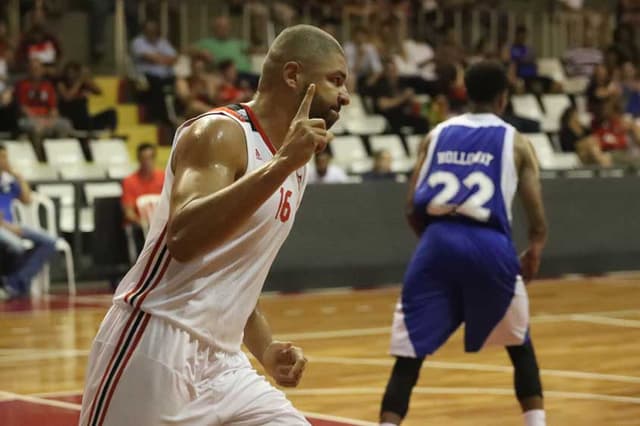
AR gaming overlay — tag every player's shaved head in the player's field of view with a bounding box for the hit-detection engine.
[259,25,344,91]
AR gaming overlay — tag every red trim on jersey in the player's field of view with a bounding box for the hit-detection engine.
[123,224,167,304]
[242,103,277,155]
[134,254,172,308]
[86,309,140,424]
[215,106,245,122]
[95,313,152,426]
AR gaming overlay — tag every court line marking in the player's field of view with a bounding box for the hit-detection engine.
[0,390,82,410]
[569,314,640,328]
[285,387,640,405]
[306,356,640,384]
[3,390,377,425]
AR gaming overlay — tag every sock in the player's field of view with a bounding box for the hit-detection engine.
[523,409,546,426]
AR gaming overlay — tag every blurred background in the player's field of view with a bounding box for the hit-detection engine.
[1,0,639,296]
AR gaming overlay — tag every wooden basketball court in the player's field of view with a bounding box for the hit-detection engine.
[1,275,640,425]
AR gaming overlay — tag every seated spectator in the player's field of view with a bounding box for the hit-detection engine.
[372,59,430,134]
[121,143,165,253]
[559,106,612,167]
[15,15,62,76]
[131,19,177,124]
[15,58,73,160]
[344,26,383,95]
[587,64,621,122]
[618,61,640,117]
[0,143,56,300]
[217,60,253,105]
[191,16,259,90]
[57,61,117,132]
[563,31,603,78]
[510,25,559,94]
[175,56,220,119]
[468,36,497,65]
[363,150,396,181]
[308,152,349,184]
[0,20,14,86]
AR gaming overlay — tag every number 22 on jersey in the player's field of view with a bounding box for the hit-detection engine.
[276,187,292,223]
[426,171,495,222]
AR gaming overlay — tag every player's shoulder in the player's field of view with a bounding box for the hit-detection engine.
[172,112,248,172]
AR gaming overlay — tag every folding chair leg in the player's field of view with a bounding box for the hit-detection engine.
[62,247,76,296]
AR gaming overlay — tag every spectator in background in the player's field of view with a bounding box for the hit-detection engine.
[191,16,259,89]
[0,144,56,300]
[563,30,603,78]
[0,21,15,134]
[373,59,430,134]
[308,151,349,184]
[217,59,253,104]
[175,56,220,119]
[344,26,383,96]
[16,15,61,76]
[586,64,621,122]
[363,150,396,181]
[618,61,640,118]
[510,25,559,94]
[57,61,117,132]
[121,143,164,252]
[559,106,612,167]
[131,20,177,124]
[0,20,15,83]
[15,58,73,160]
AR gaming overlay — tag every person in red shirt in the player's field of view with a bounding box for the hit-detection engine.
[15,58,73,160]
[121,143,165,252]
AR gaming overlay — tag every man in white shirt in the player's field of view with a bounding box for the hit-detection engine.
[308,151,349,184]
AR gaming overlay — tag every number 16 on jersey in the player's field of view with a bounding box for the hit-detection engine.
[276,188,293,223]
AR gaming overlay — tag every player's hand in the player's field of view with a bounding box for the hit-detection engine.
[520,247,541,283]
[275,84,333,172]
[261,341,307,388]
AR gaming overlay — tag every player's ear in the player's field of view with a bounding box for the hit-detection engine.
[282,61,302,90]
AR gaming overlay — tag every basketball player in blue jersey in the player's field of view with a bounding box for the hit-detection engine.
[379,61,548,426]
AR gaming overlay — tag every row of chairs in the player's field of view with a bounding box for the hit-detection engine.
[511,93,589,133]
[5,138,135,181]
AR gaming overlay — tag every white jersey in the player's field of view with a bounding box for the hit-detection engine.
[113,104,308,353]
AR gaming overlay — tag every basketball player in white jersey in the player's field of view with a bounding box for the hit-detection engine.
[79,25,350,426]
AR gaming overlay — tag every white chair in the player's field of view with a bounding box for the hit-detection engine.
[331,135,371,172]
[406,135,423,158]
[344,115,388,135]
[541,94,572,133]
[81,182,124,233]
[369,134,413,172]
[511,95,544,122]
[43,138,85,168]
[537,57,566,84]
[90,139,131,166]
[3,141,38,167]
[526,133,581,170]
[564,76,589,95]
[342,94,367,119]
[35,184,76,233]
[575,95,592,127]
[10,193,76,296]
[136,194,161,236]
[21,164,59,181]
[59,164,106,180]
[107,164,136,179]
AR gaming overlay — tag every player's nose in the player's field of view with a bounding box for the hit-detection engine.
[338,88,350,106]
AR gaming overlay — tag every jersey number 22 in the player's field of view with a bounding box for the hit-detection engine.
[426,171,495,222]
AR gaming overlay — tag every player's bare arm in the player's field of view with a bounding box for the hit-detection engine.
[167,84,328,262]
[405,133,432,236]
[515,131,548,282]
[244,303,307,388]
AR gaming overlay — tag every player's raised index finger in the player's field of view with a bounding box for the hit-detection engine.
[294,84,316,120]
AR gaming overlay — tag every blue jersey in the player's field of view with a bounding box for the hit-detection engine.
[413,113,518,236]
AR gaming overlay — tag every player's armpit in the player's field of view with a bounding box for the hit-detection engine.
[166,115,288,262]
[405,133,431,236]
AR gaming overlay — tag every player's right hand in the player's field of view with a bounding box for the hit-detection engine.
[275,84,333,171]
[520,247,541,283]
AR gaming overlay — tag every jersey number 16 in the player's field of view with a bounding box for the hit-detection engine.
[276,188,293,223]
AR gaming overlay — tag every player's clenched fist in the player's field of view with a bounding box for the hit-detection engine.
[275,84,333,171]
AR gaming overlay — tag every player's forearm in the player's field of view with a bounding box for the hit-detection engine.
[243,305,273,365]
[167,159,291,262]
[528,222,547,250]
